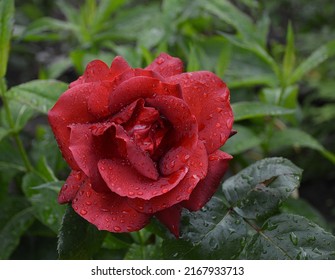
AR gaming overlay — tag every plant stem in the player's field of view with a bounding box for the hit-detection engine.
[0,77,34,173]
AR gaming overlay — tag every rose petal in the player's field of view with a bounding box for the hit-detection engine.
[87,83,112,118]
[72,179,151,232]
[68,122,115,192]
[129,140,208,213]
[182,150,232,211]
[109,56,131,77]
[146,95,198,176]
[145,53,184,78]
[58,170,86,204]
[155,205,182,238]
[109,76,182,115]
[110,99,144,125]
[166,71,233,153]
[69,60,111,88]
[98,159,188,200]
[48,82,106,169]
[69,57,131,88]
[113,123,159,180]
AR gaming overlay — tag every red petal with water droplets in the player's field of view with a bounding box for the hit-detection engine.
[129,140,208,213]
[98,159,188,200]
[145,53,184,78]
[72,179,151,232]
[113,124,159,180]
[182,150,232,211]
[68,122,115,192]
[166,71,233,153]
[87,83,112,118]
[109,76,182,115]
[48,82,109,170]
[146,95,198,176]
[109,56,131,77]
[69,60,111,88]
[155,204,182,238]
[58,170,86,204]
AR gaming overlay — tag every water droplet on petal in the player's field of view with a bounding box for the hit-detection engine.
[80,209,87,215]
[156,57,165,65]
[114,226,121,232]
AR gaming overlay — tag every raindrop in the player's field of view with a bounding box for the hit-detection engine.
[208,238,219,250]
[85,201,92,206]
[156,57,165,65]
[289,232,299,246]
[215,122,221,128]
[114,226,121,232]
[80,209,87,215]
[182,154,190,162]
[162,188,168,194]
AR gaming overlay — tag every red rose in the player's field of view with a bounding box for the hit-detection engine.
[48,53,233,237]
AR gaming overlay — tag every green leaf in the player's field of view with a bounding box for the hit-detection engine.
[0,138,25,172]
[244,213,335,259]
[201,0,255,43]
[22,173,65,233]
[163,197,248,259]
[268,128,335,164]
[22,17,77,41]
[6,80,67,114]
[0,206,35,260]
[0,0,14,77]
[124,242,163,260]
[260,85,299,108]
[186,45,201,72]
[0,127,10,142]
[282,22,296,84]
[58,205,106,259]
[93,0,126,30]
[221,34,280,78]
[228,74,276,89]
[215,44,232,77]
[281,197,328,229]
[223,124,261,155]
[289,39,335,84]
[102,233,132,250]
[222,157,302,220]
[232,101,295,121]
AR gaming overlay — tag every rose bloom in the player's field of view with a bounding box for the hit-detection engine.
[48,53,233,237]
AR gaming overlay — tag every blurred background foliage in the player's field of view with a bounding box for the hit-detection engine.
[1,0,335,259]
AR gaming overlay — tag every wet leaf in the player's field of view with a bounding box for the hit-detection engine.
[222,157,302,220]
[223,124,261,155]
[22,173,65,233]
[0,201,35,260]
[124,242,163,260]
[268,128,335,164]
[232,101,295,121]
[289,39,335,84]
[244,213,335,259]
[163,197,248,259]
[58,205,106,259]
[6,80,67,114]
